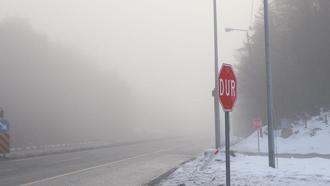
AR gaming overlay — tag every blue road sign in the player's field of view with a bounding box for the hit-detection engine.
[0,119,9,133]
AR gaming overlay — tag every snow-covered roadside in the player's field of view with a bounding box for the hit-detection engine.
[159,152,330,186]
[233,113,330,154]
[159,113,330,185]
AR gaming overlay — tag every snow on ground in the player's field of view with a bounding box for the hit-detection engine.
[160,113,330,186]
[233,113,330,154]
[160,152,330,186]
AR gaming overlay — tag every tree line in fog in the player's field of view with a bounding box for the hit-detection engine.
[234,0,330,136]
[0,18,133,146]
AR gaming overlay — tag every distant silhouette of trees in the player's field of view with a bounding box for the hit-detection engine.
[0,18,132,146]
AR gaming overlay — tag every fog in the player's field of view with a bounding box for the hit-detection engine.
[0,0,255,147]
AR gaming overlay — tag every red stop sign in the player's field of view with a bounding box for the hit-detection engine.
[218,63,237,112]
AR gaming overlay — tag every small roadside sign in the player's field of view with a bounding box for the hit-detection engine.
[0,119,9,134]
[253,118,262,152]
[253,119,262,129]
[0,119,9,155]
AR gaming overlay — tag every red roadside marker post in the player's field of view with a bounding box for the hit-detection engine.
[218,63,237,186]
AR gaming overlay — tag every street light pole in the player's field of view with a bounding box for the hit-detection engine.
[212,0,221,149]
[225,28,252,63]
[245,32,253,63]
[263,0,275,168]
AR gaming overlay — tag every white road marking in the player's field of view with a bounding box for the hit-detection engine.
[20,145,182,186]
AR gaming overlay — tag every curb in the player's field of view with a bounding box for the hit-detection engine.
[234,151,330,159]
[144,158,196,186]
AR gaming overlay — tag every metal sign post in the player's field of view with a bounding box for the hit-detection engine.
[218,63,237,186]
[253,119,262,152]
[224,111,230,186]
[257,129,260,152]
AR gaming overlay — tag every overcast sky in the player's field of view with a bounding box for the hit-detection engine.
[0,0,261,137]
[0,0,258,65]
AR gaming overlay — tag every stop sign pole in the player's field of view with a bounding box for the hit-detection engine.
[218,63,237,186]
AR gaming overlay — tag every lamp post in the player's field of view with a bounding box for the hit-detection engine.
[212,0,221,149]
[225,28,252,62]
[263,0,276,168]
[226,11,276,168]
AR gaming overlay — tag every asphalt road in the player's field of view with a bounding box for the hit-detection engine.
[0,138,211,186]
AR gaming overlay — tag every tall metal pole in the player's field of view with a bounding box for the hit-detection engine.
[263,0,275,168]
[212,0,221,149]
[246,32,253,63]
[225,111,230,186]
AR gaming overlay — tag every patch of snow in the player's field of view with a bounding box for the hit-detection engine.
[233,112,330,154]
[160,153,330,186]
[160,112,330,185]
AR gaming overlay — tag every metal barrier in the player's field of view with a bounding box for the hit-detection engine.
[0,133,10,155]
